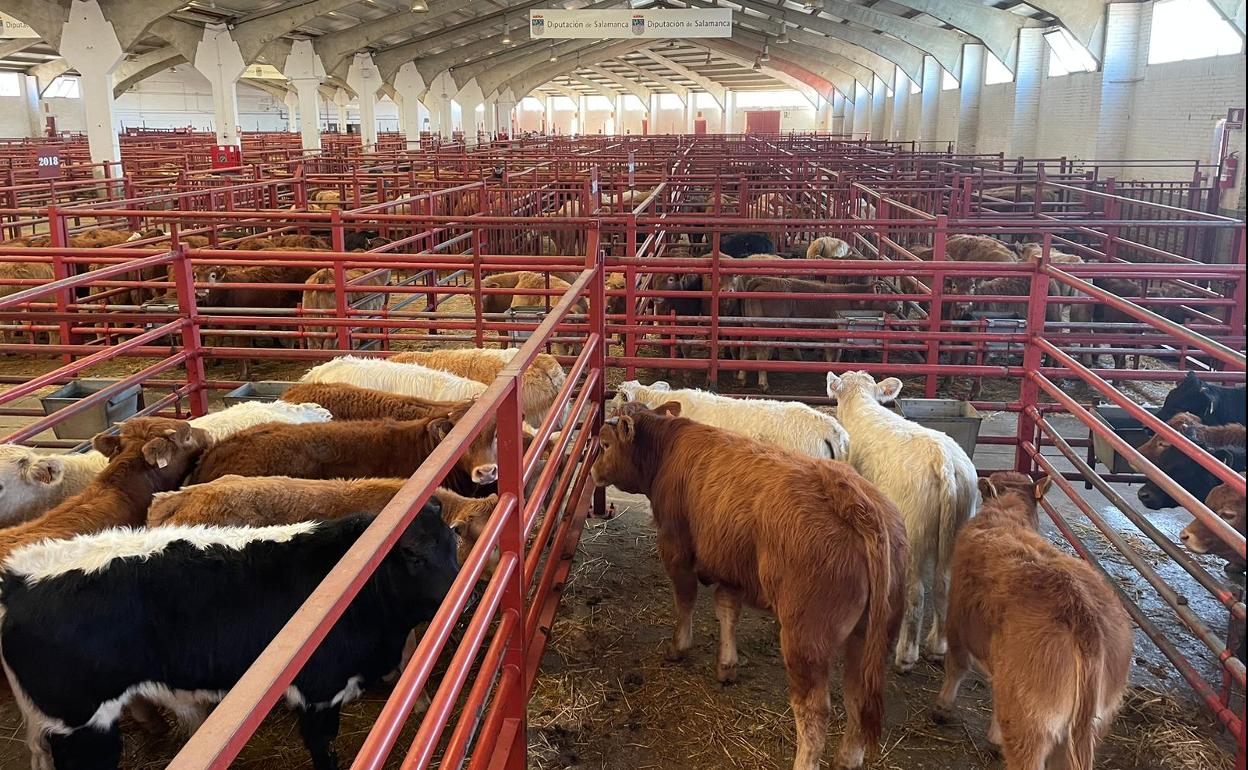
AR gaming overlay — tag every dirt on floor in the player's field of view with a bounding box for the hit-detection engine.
[527,494,1237,770]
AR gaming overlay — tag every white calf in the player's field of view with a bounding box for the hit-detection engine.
[301,356,487,403]
[612,380,849,460]
[826,370,977,672]
[188,399,333,443]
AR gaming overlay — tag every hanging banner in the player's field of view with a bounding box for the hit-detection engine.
[529,9,732,39]
[0,12,38,38]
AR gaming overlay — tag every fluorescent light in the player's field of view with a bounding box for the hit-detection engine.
[803,0,818,9]
[777,29,789,44]
[411,0,428,10]
[760,43,770,62]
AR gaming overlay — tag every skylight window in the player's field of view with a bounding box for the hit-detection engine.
[1045,28,1098,76]
[941,70,959,91]
[45,76,80,99]
[985,52,1014,84]
[1149,0,1244,64]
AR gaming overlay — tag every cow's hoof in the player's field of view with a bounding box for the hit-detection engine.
[664,646,688,663]
[930,705,956,725]
[717,664,737,684]
[893,659,917,676]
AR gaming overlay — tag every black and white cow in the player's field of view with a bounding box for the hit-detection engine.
[0,503,458,770]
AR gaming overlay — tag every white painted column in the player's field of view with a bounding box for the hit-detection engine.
[853,80,871,137]
[192,25,246,147]
[843,91,855,137]
[497,92,516,135]
[870,75,888,139]
[919,55,940,145]
[346,53,382,150]
[817,94,833,131]
[393,63,424,150]
[648,93,658,133]
[577,94,587,135]
[283,92,299,132]
[545,95,555,134]
[957,44,986,154]
[1009,28,1045,157]
[685,94,696,132]
[892,66,911,141]
[1095,3,1148,162]
[22,75,40,137]
[722,90,735,133]
[333,88,350,133]
[58,0,124,172]
[284,40,326,151]
[831,91,845,134]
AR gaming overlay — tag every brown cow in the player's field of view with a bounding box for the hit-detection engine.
[0,418,211,561]
[281,381,464,421]
[188,406,497,495]
[591,402,907,770]
[1136,412,1246,466]
[301,267,390,350]
[934,472,1132,770]
[1180,477,1246,572]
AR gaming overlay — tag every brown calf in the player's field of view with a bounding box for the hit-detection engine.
[188,406,497,495]
[935,472,1132,770]
[300,267,390,350]
[591,402,908,770]
[0,418,211,561]
[280,381,465,421]
[1136,412,1246,466]
[1180,477,1246,572]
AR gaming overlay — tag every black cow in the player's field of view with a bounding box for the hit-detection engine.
[719,232,775,259]
[1156,371,1247,426]
[0,504,458,770]
[1138,443,1246,510]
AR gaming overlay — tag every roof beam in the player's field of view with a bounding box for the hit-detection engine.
[312,0,499,78]
[113,46,186,96]
[1207,0,1246,35]
[715,0,920,82]
[816,0,967,77]
[614,58,689,102]
[0,1,68,48]
[638,48,725,106]
[229,0,362,62]
[697,38,833,104]
[28,58,70,95]
[504,41,649,101]
[0,39,39,60]
[566,73,618,100]
[543,82,583,101]
[882,0,1027,68]
[477,39,611,97]
[729,29,858,95]
[584,64,655,106]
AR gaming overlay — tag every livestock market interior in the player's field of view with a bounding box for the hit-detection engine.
[0,2,1245,769]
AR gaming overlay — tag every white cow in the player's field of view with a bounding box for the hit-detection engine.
[612,380,849,461]
[826,370,978,672]
[0,399,332,526]
[300,356,488,403]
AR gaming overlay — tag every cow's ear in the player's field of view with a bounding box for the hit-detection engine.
[655,401,682,417]
[19,456,63,486]
[1033,476,1053,500]
[617,415,636,443]
[977,477,997,499]
[429,418,454,441]
[825,372,842,396]
[875,377,903,403]
[650,381,671,391]
[92,433,123,458]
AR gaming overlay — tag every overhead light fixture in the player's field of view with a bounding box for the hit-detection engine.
[550,45,559,62]
[803,0,818,9]
[752,58,761,71]
[502,16,511,44]
[777,28,789,44]
[411,0,428,11]
[760,43,770,62]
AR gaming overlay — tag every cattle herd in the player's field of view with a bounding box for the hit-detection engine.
[0,220,1243,769]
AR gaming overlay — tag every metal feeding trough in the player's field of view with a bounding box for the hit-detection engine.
[967,311,1025,354]
[1089,404,1159,474]
[835,310,886,346]
[40,380,145,440]
[895,398,984,458]
[506,306,547,346]
[223,381,296,406]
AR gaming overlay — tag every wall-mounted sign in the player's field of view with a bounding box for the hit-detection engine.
[0,12,37,38]
[529,9,732,39]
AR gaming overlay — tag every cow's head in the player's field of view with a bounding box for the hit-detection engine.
[826,370,903,405]
[1179,478,1246,570]
[436,488,501,572]
[977,471,1051,529]
[651,273,702,317]
[93,417,212,485]
[592,401,681,493]
[1156,371,1211,423]
[429,411,498,487]
[1133,412,1204,469]
[608,380,668,413]
[1137,443,1243,510]
[0,445,68,525]
[394,497,461,616]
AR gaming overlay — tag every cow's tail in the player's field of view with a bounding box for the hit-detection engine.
[146,490,183,526]
[1064,645,1101,770]
[856,501,896,756]
[936,458,975,595]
